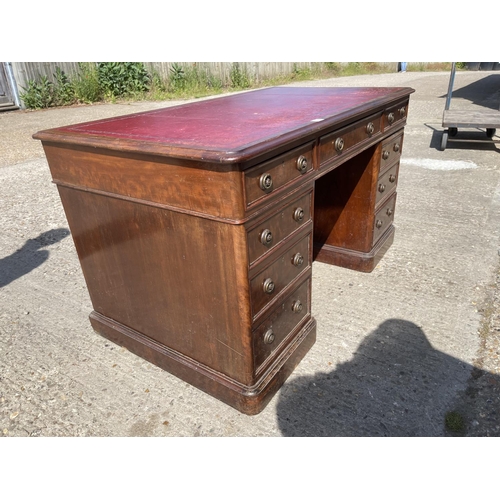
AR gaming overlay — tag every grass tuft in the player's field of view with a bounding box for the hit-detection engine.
[444,411,466,434]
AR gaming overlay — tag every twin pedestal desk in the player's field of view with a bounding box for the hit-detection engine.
[35,86,414,414]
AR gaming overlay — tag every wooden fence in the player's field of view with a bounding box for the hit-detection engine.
[11,62,400,91]
[143,62,355,85]
[12,62,81,91]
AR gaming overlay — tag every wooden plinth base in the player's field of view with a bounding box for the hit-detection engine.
[314,226,395,273]
[89,311,316,415]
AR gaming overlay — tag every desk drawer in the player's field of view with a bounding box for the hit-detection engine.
[383,100,408,131]
[376,162,399,206]
[247,191,312,265]
[380,132,403,172]
[373,192,397,245]
[244,142,314,207]
[250,234,311,319]
[253,278,311,372]
[318,113,381,168]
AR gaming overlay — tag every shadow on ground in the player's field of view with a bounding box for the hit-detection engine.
[0,228,70,287]
[440,74,500,110]
[424,123,499,152]
[276,319,500,436]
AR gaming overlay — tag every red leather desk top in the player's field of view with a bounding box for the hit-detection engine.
[34,86,414,162]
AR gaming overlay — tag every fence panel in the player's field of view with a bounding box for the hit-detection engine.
[12,62,81,91]
[11,61,405,95]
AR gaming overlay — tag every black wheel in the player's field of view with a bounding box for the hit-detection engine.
[441,130,448,150]
[449,127,458,137]
[486,128,496,138]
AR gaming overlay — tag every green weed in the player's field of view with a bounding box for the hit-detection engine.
[97,62,150,98]
[52,67,75,106]
[20,76,55,109]
[73,63,101,103]
[444,411,466,434]
[230,63,250,89]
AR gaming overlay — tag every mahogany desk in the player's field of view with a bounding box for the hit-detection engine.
[34,86,414,414]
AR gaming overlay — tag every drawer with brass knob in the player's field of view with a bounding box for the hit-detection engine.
[247,190,313,265]
[252,278,311,373]
[373,192,397,245]
[382,100,409,131]
[380,131,404,172]
[250,234,311,319]
[318,113,382,169]
[376,162,399,206]
[244,142,314,207]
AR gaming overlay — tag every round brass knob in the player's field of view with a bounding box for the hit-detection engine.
[263,329,275,344]
[388,112,395,124]
[259,173,273,192]
[263,278,275,294]
[393,143,400,152]
[376,220,383,229]
[378,184,386,193]
[366,122,375,135]
[292,301,303,314]
[386,208,394,216]
[389,174,396,183]
[297,155,308,173]
[334,137,344,152]
[260,229,273,246]
[399,106,406,117]
[293,207,305,222]
[382,150,390,160]
[292,253,304,267]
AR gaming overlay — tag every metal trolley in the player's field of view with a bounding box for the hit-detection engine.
[441,62,500,150]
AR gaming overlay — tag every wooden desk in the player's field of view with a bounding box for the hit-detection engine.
[34,86,414,414]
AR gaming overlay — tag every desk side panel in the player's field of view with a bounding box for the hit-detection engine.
[57,186,255,384]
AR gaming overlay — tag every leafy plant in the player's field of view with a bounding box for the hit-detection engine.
[73,62,101,103]
[150,69,166,92]
[230,62,250,89]
[149,63,224,99]
[292,63,312,79]
[205,72,223,91]
[181,64,223,93]
[324,62,342,75]
[53,67,75,106]
[169,63,186,91]
[20,76,54,109]
[345,62,362,74]
[97,62,151,98]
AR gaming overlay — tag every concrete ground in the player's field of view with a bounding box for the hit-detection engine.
[1,70,499,437]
